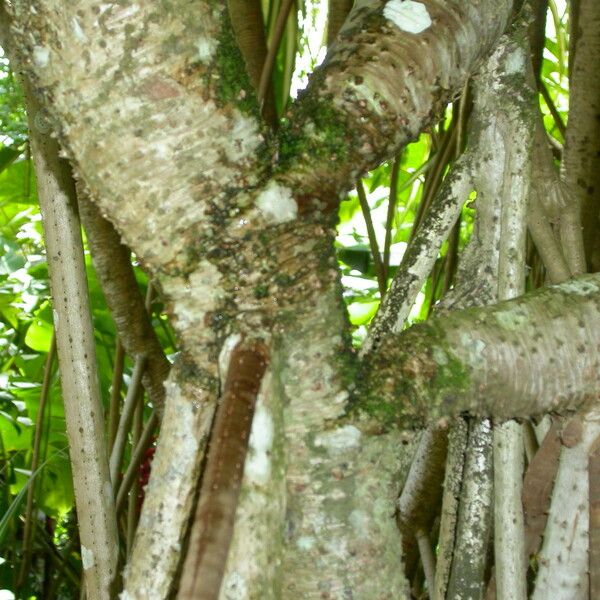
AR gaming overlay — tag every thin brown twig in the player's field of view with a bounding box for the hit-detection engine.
[116,411,158,514]
[109,355,147,485]
[108,340,125,453]
[539,83,566,137]
[257,0,295,107]
[383,154,402,282]
[356,179,386,296]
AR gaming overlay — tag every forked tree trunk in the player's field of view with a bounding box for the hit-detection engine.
[2,0,598,598]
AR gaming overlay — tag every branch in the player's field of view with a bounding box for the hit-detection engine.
[24,86,118,600]
[357,273,600,429]
[5,0,269,271]
[561,0,600,272]
[227,0,278,126]
[276,0,514,199]
[78,195,170,413]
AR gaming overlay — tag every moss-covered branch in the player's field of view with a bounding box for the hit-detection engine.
[357,274,600,429]
[277,0,514,199]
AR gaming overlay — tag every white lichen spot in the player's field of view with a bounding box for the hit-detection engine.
[52,309,59,327]
[226,113,262,163]
[255,181,298,224]
[119,593,132,600]
[32,46,50,68]
[558,278,600,296]
[221,571,248,599]
[219,333,243,381]
[103,480,113,503]
[504,49,526,75]
[71,17,88,42]
[459,333,486,356]
[333,390,350,404]
[164,262,223,330]
[245,403,274,485]
[349,509,370,531]
[494,308,528,331]
[297,535,316,551]
[432,346,449,366]
[315,425,361,455]
[195,37,218,63]
[81,546,95,570]
[383,0,432,34]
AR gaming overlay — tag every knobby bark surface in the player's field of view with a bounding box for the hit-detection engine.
[4,0,599,598]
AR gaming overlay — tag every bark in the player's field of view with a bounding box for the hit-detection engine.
[278,0,514,198]
[432,419,468,600]
[78,196,170,413]
[445,420,493,600]
[24,89,118,600]
[589,435,600,598]
[562,0,600,273]
[12,1,600,598]
[522,422,562,557]
[532,411,600,600]
[358,273,600,428]
[227,0,277,126]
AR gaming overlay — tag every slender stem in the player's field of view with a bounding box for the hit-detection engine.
[126,399,143,555]
[17,335,57,590]
[411,123,458,240]
[109,355,147,486]
[416,529,436,595]
[356,179,386,296]
[24,84,119,600]
[257,0,294,107]
[116,411,158,514]
[539,83,566,137]
[108,340,125,453]
[383,155,402,282]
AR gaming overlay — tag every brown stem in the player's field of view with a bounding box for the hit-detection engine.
[356,179,386,296]
[177,342,268,600]
[561,0,600,272]
[257,0,294,112]
[109,355,147,485]
[383,154,402,282]
[227,0,277,126]
[327,0,353,45]
[78,196,170,415]
[529,0,549,83]
[539,83,566,138]
[115,411,159,514]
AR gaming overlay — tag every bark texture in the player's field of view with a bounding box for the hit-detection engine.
[25,90,118,600]
[359,273,600,428]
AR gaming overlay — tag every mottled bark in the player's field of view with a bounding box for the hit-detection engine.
[279,0,514,198]
[359,273,600,428]
[396,424,448,581]
[11,1,600,598]
[532,411,600,600]
[562,0,600,272]
[432,419,468,600]
[24,89,118,600]
[446,420,493,600]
